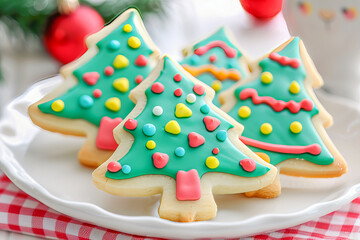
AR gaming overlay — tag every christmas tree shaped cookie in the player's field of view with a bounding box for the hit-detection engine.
[181,27,249,107]
[221,37,347,197]
[92,56,277,222]
[28,9,160,167]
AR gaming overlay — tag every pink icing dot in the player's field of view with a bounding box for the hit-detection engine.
[209,54,217,63]
[174,88,183,97]
[107,161,122,172]
[174,74,182,82]
[239,158,256,172]
[135,75,143,84]
[151,82,165,94]
[93,89,102,98]
[104,66,114,76]
[212,148,219,155]
[124,119,137,130]
[193,84,205,96]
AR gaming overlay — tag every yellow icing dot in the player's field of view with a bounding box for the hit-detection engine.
[211,80,222,92]
[113,55,129,69]
[289,81,300,94]
[261,72,273,84]
[146,140,156,150]
[175,103,192,118]
[238,106,251,119]
[105,97,121,112]
[165,120,181,135]
[113,78,129,93]
[260,123,272,135]
[290,121,302,134]
[128,36,141,49]
[51,100,64,112]
[206,156,219,169]
[255,152,270,163]
[123,24,132,33]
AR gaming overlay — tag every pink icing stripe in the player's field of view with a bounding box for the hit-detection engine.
[239,136,322,155]
[194,40,237,58]
[176,169,201,201]
[239,88,313,113]
[269,52,300,68]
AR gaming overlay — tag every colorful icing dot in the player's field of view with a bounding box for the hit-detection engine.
[123,24,132,33]
[151,82,165,94]
[260,123,272,135]
[174,74,182,82]
[104,66,114,76]
[122,165,131,174]
[175,103,192,118]
[261,72,273,84]
[143,124,156,137]
[124,119,137,130]
[186,93,196,104]
[165,120,181,135]
[108,40,120,51]
[135,55,148,67]
[200,104,210,114]
[193,84,205,96]
[239,158,256,172]
[216,130,227,142]
[79,95,93,109]
[113,55,129,69]
[107,161,122,172]
[82,72,99,86]
[174,147,185,157]
[209,54,217,63]
[289,81,300,94]
[105,97,121,112]
[205,156,219,169]
[146,140,156,150]
[113,78,129,93]
[212,148,219,155]
[152,152,169,169]
[51,100,64,112]
[255,152,270,163]
[203,116,220,132]
[128,36,141,49]
[211,80,222,92]
[93,89,102,98]
[238,106,251,119]
[174,88,183,97]
[290,121,302,134]
[188,132,205,148]
[135,75,143,84]
[152,106,163,116]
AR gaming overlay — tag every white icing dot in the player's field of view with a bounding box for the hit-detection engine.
[186,93,196,104]
[152,106,163,116]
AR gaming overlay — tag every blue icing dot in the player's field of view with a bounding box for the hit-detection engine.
[143,124,156,137]
[108,40,120,51]
[79,95,94,109]
[122,165,131,174]
[190,55,200,65]
[174,147,185,157]
[200,104,210,114]
[216,130,227,142]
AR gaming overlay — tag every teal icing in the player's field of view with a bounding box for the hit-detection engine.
[38,12,155,126]
[227,37,334,166]
[106,57,270,180]
[180,27,248,106]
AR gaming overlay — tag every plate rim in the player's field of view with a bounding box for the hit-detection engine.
[0,77,359,239]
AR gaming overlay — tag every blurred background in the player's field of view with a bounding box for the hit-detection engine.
[1,0,359,114]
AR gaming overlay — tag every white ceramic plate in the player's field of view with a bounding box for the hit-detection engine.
[0,76,360,239]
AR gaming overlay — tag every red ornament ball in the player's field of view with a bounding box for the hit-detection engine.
[44,5,104,64]
[239,0,283,19]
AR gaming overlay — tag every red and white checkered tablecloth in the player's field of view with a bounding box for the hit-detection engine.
[0,172,359,240]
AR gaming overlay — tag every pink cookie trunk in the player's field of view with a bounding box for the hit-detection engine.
[176,169,201,201]
[96,117,122,150]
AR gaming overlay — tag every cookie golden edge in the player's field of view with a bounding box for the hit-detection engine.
[92,55,278,222]
[28,8,161,168]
